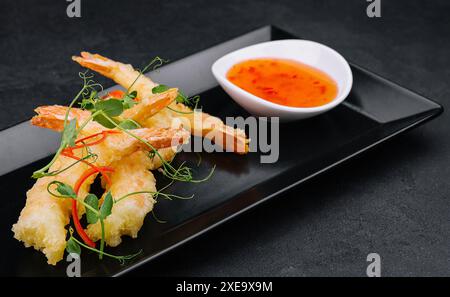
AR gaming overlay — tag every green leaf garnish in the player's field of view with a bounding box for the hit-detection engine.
[32,71,103,179]
[68,234,141,265]
[175,91,187,104]
[66,237,81,255]
[94,99,124,117]
[122,90,138,109]
[32,172,46,179]
[100,191,113,219]
[151,84,170,94]
[181,94,200,109]
[93,113,121,128]
[80,99,95,111]
[84,194,99,224]
[62,119,77,147]
[153,84,200,111]
[118,119,141,130]
[79,89,98,110]
[47,181,77,198]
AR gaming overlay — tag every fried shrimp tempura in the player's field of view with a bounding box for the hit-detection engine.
[72,52,158,99]
[86,151,156,246]
[14,51,250,266]
[31,87,176,132]
[68,52,249,248]
[72,51,249,154]
[12,153,91,265]
[119,87,178,123]
[12,106,190,265]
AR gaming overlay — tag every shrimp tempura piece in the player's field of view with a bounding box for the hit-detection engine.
[12,106,189,265]
[31,87,177,133]
[86,151,156,246]
[119,87,178,123]
[72,52,249,153]
[72,52,158,99]
[12,153,91,265]
[70,52,249,248]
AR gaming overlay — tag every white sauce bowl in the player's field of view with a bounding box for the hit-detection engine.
[211,39,353,121]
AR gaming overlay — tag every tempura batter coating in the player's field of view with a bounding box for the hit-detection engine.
[13,107,189,265]
[72,52,158,99]
[72,52,249,153]
[86,151,156,246]
[12,152,91,265]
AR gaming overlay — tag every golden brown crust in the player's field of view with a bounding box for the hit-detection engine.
[120,88,177,122]
[86,151,156,246]
[136,127,190,149]
[15,51,250,266]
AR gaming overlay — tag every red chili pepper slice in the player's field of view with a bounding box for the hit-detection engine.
[102,90,141,102]
[105,90,125,99]
[62,130,121,155]
[71,166,114,248]
[59,130,120,247]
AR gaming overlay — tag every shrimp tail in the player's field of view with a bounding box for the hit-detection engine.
[72,52,113,77]
[72,52,158,98]
[31,105,91,132]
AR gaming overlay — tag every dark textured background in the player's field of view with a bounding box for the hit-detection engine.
[1,0,449,276]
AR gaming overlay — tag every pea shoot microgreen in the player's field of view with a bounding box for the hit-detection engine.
[95,98,124,117]
[84,194,99,224]
[118,119,141,130]
[66,228,142,264]
[152,85,201,113]
[93,110,216,183]
[49,180,191,263]
[32,71,104,179]
[62,119,77,147]
[122,90,138,109]
[114,189,194,204]
[42,153,97,177]
[113,181,194,224]
[47,180,77,198]
[33,58,211,182]
[47,181,129,260]
[100,192,114,219]
[151,209,167,224]
[66,236,82,255]
[125,56,167,95]
[151,84,170,94]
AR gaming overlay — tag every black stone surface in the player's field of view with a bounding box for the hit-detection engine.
[1,0,449,276]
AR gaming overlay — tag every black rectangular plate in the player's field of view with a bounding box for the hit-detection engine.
[0,26,442,276]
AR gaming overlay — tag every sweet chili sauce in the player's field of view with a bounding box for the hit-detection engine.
[227,58,338,108]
